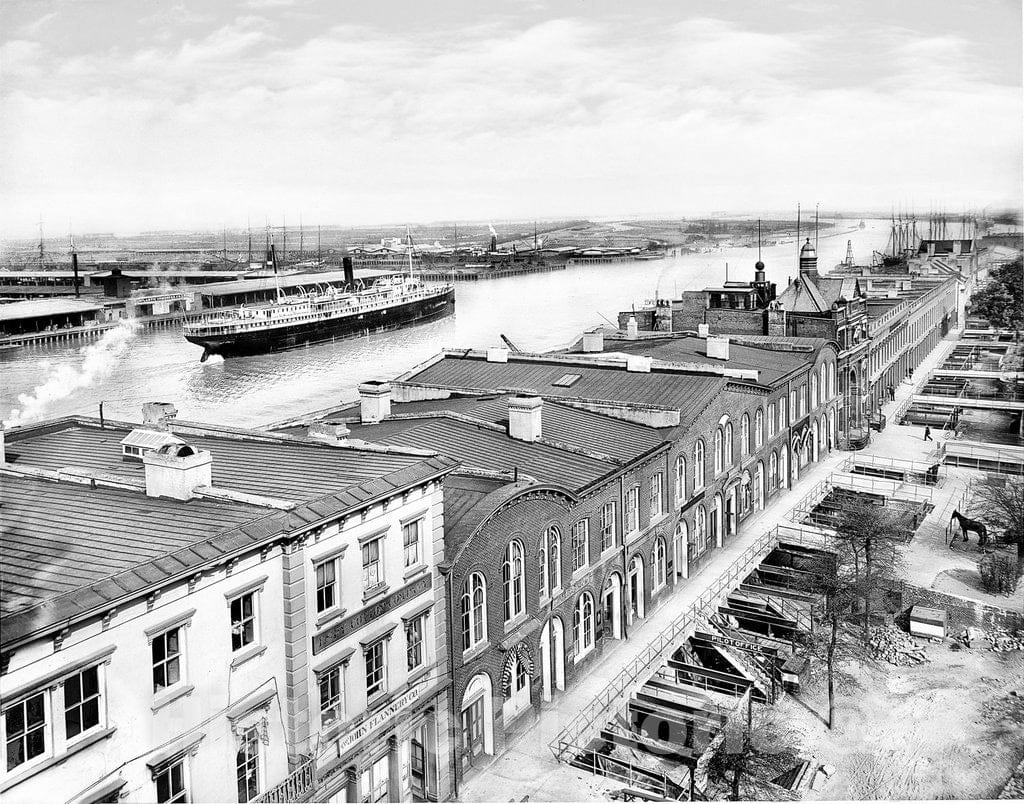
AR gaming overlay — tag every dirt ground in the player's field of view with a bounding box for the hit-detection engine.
[775,629,1024,800]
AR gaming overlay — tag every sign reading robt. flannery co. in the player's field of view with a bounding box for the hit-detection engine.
[312,573,432,655]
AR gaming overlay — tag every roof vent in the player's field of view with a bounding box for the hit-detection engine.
[120,428,184,462]
[582,331,604,353]
[626,316,639,340]
[707,335,730,361]
[626,355,652,373]
[486,347,509,363]
[359,381,392,424]
[697,323,710,337]
[142,402,178,431]
[142,441,212,500]
[508,395,543,442]
[309,421,352,445]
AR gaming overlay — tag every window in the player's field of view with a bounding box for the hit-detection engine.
[538,543,548,599]
[649,473,664,520]
[402,519,422,568]
[571,520,589,571]
[461,573,487,651]
[315,559,338,614]
[674,456,686,503]
[789,390,797,421]
[573,593,595,656]
[694,440,706,489]
[365,639,387,699]
[767,403,776,437]
[714,427,724,475]
[155,758,188,803]
[799,385,807,417]
[362,755,390,803]
[811,371,819,408]
[236,726,260,803]
[362,538,383,591]
[503,655,531,719]
[740,413,750,456]
[653,537,667,590]
[779,397,787,430]
[230,592,256,652]
[695,506,708,555]
[724,422,733,467]
[754,408,764,447]
[503,541,526,622]
[153,628,182,692]
[600,502,617,551]
[769,451,779,491]
[318,666,344,727]
[64,666,101,740]
[406,615,426,672]
[625,487,640,533]
[4,692,46,772]
[545,526,562,592]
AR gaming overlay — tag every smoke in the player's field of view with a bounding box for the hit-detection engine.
[3,320,140,427]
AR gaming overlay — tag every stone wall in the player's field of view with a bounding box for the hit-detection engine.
[897,584,1024,631]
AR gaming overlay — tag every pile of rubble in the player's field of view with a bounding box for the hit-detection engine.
[869,626,930,666]
[960,626,1024,653]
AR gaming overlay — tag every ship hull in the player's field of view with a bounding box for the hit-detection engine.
[186,288,455,359]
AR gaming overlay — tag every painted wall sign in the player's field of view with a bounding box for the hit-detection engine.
[335,683,424,757]
[313,574,432,655]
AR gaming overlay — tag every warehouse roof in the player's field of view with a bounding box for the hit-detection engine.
[0,298,104,322]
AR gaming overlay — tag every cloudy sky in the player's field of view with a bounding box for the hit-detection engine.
[1,0,1020,234]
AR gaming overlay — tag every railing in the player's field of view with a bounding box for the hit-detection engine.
[829,471,934,503]
[253,757,316,804]
[919,385,1024,402]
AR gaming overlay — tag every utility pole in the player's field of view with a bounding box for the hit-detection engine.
[38,216,45,270]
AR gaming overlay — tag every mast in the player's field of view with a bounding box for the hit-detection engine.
[282,215,286,264]
[69,229,80,298]
[38,216,45,270]
[299,213,304,258]
[796,203,801,259]
[247,218,253,266]
[223,227,227,265]
[270,244,283,301]
[757,219,762,262]
[814,203,819,251]
[406,225,414,278]
[317,225,322,266]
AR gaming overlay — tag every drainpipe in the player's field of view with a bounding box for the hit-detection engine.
[441,567,460,800]
[619,474,629,642]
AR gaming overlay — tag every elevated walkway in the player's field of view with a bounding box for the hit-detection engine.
[912,393,1024,411]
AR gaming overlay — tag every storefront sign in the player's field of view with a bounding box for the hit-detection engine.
[313,574,432,655]
[335,684,424,757]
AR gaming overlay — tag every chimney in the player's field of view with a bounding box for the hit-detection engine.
[707,335,730,360]
[626,316,638,340]
[343,256,355,288]
[508,396,543,442]
[142,402,178,431]
[486,347,509,363]
[143,443,212,500]
[309,421,351,445]
[359,381,392,423]
[697,323,709,337]
[582,331,604,353]
[626,355,652,373]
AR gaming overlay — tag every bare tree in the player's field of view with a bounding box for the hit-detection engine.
[707,703,801,800]
[971,474,1024,579]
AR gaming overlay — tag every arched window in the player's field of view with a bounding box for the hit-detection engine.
[828,362,836,398]
[462,573,487,651]
[673,520,688,576]
[769,451,778,491]
[694,440,706,489]
[674,455,687,503]
[538,543,548,600]
[779,446,789,489]
[503,541,525,623]
[714,428,724,475]
[819,362,827,403]
[754,408,764,448]
[740,414,750,456]
[548,527,561,593]
[573,593,595,656]
[653,537,667,590]
[767,403,776,437]
[811,372,819,409]
[695,506,708,554]
[724,422,733,467]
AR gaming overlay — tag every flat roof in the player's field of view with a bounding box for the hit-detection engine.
[0,297,105,322]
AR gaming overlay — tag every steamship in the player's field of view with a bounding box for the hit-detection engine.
[183,252,455,360]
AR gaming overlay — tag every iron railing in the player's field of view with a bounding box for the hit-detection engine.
[253,757,316,804]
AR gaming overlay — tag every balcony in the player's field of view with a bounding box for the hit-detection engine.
[254,757,316,804]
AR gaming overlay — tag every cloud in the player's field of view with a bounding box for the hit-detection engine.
[18,11,58,36]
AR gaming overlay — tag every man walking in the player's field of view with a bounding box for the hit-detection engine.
[924,425,933,441]
[888,384,895,401]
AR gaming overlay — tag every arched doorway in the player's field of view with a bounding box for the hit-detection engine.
[602,575,623,640]
[791,437,801,485]
[539,618,566,702]
[712,493,724,547]
[827,408,836,450]
[811,420,820,462]
[754,462,765,510]
[627,555,645,622]
[461,673,494,766]
[673,520,689,579]
[779,446,789,490]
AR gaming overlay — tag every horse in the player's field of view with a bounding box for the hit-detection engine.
[951,509,988,547]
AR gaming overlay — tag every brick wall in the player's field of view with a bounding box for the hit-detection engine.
[673,292,707,332]
[896,584,1024,631]
[706,309,764,336]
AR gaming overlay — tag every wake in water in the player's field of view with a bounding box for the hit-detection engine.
[3,320,140,428]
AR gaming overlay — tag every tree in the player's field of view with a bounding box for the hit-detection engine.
[971,474,1024,580]
[706,703,801,800]
[970,258,1024,330]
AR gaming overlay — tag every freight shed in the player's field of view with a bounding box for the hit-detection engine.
[0,298,106,336]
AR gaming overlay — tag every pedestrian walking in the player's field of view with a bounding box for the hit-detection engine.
[888,384,895,401]
[924,425,933,441]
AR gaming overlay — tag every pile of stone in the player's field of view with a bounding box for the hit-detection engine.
[869,626,930,666]
[960,626,1024,652]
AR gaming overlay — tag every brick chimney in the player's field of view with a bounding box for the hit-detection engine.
[508,396,543,442]
[142,402,178,431]
[359,381,392,424]
[143,442,212,500]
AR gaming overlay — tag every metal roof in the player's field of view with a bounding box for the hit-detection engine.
[0,298,104,321]
[120,428,183,450]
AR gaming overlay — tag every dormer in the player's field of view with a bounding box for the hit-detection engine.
[120,428,185,462]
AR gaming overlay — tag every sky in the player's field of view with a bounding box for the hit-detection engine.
[1,0,1021,235]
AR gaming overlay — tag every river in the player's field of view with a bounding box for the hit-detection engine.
[1,220,892,428]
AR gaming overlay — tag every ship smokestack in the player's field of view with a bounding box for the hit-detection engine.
[71,250,81,298]
[343,256,354,288]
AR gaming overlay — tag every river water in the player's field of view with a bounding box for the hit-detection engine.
[1,220,892,428]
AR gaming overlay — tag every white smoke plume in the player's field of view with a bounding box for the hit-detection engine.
[3,320,140,427]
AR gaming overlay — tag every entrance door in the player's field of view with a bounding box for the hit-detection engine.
[539,620,565,701]
[628,557,645,621]
[461,697,485,759]
[603,575,622,639]
[360,755,390,803]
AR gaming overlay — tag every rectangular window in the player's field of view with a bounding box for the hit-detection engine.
[600,502,616,551]
[625,487,639,534]
[152,628,182,692]
[402,519,422,568]
[4,692,47,772]
[361,755,390,803]
[789,390,797,421]
[318,666,344,727]
[365,640,387,699]
[406,615,426,672]
[650,473,664,521]
[155,757,188,803]
[362,538,383,591]
[64,665,101,740]
[779,397,787,430]
[799,385,807,417]
[571,520,589,571]
[236,726,260,803]
[410,726,427,801]
[768,403,776,437]
[230,593,256,652]
[315,559,337,614]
